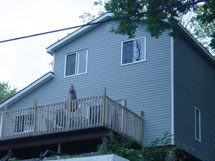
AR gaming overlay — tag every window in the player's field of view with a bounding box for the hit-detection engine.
[65,50,88,76]
[121,37,146,65]
[15,114,34,133]
[195,107,201,142]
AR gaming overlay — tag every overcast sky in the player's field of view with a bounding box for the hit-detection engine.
[0,0,102,90]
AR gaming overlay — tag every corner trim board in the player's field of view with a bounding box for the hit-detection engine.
[171,37,174,145]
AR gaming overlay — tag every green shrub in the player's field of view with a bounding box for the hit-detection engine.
[99,133,192,161]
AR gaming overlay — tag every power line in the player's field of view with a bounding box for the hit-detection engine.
[0,0,207,44]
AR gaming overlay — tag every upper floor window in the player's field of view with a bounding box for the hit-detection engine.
[121,37,146,65]
[195,107,201,142]
[65,50,88,77]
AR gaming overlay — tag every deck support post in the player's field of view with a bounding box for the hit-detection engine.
[1,105,7,138]
[67,92,72,129]
[33,100,38,135]
[57,142,62,153]
[98,136,108,154]
[102,88,107,126]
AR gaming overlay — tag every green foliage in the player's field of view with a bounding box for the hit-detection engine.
[70,153,85,158]
[104,0,215,50]
[99,136,143,161]
[0,82,17,104]
[79,0,105,24]
[9,157,20,161]
[99,133,192,161]
[183,5,215,55]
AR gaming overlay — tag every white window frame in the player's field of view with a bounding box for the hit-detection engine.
[64,50,88,77]
[121,37,147,66]
[195,107,201,142]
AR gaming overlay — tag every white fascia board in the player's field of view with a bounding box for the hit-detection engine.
[46,13,113,55]
[0,72,55,109]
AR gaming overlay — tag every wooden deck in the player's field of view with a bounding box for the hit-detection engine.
[0,93,143,146]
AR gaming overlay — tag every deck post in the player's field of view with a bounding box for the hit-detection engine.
[1,105,7,138]
[67,92,72,129]
[57,142,62,153]
[33,100,38,135]
[140,110,144,145]
[121,100,127,133]
[102,88,107,126]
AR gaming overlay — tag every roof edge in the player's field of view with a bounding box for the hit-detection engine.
[46,13,113,55]
[177,23,215,63]
[46,13,214,63]
[0,72,55,109]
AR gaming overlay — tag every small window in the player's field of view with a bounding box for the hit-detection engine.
[195,107,201,142]
[15,114,34,133]
[122,37,146,65]
[65,50,88,76]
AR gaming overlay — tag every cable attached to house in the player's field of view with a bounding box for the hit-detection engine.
[0,0,207,44]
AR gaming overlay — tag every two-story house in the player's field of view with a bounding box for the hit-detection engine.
[0,13,214,160]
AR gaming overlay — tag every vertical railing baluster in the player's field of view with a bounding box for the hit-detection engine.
[99,97,102,126]
[67,94,71,130]
[140,111,144,145]
[102,88,106,126]
[1,105,7,138]
[33,100,38,135]
[121,100,127,134]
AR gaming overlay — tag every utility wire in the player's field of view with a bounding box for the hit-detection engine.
[0,0,207,44]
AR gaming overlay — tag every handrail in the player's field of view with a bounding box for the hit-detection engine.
[106,96,143,120]
[0,95,143,144]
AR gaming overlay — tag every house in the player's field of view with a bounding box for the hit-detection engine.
[0,12,214,160]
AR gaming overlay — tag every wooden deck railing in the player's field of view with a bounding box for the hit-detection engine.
[0,95,143,144]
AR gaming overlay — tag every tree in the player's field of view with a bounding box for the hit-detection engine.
[0,82,17,104]
[183,5,215,55]
[79,0,105,24]
[104,0,215,50]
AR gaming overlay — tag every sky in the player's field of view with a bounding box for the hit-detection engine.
[0,0,103,90]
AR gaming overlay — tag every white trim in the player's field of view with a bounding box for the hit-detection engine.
[195,107,201,142]
[121,36,147,66]
[171,37,174,145]
[64,50,88,78]
[46,13,113,55]
[77,52,79,74]
[53,53,55,72]
[0,72,55,109]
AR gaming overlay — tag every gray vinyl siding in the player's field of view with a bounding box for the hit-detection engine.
[174,34,215,160]
[8,21,172,145]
